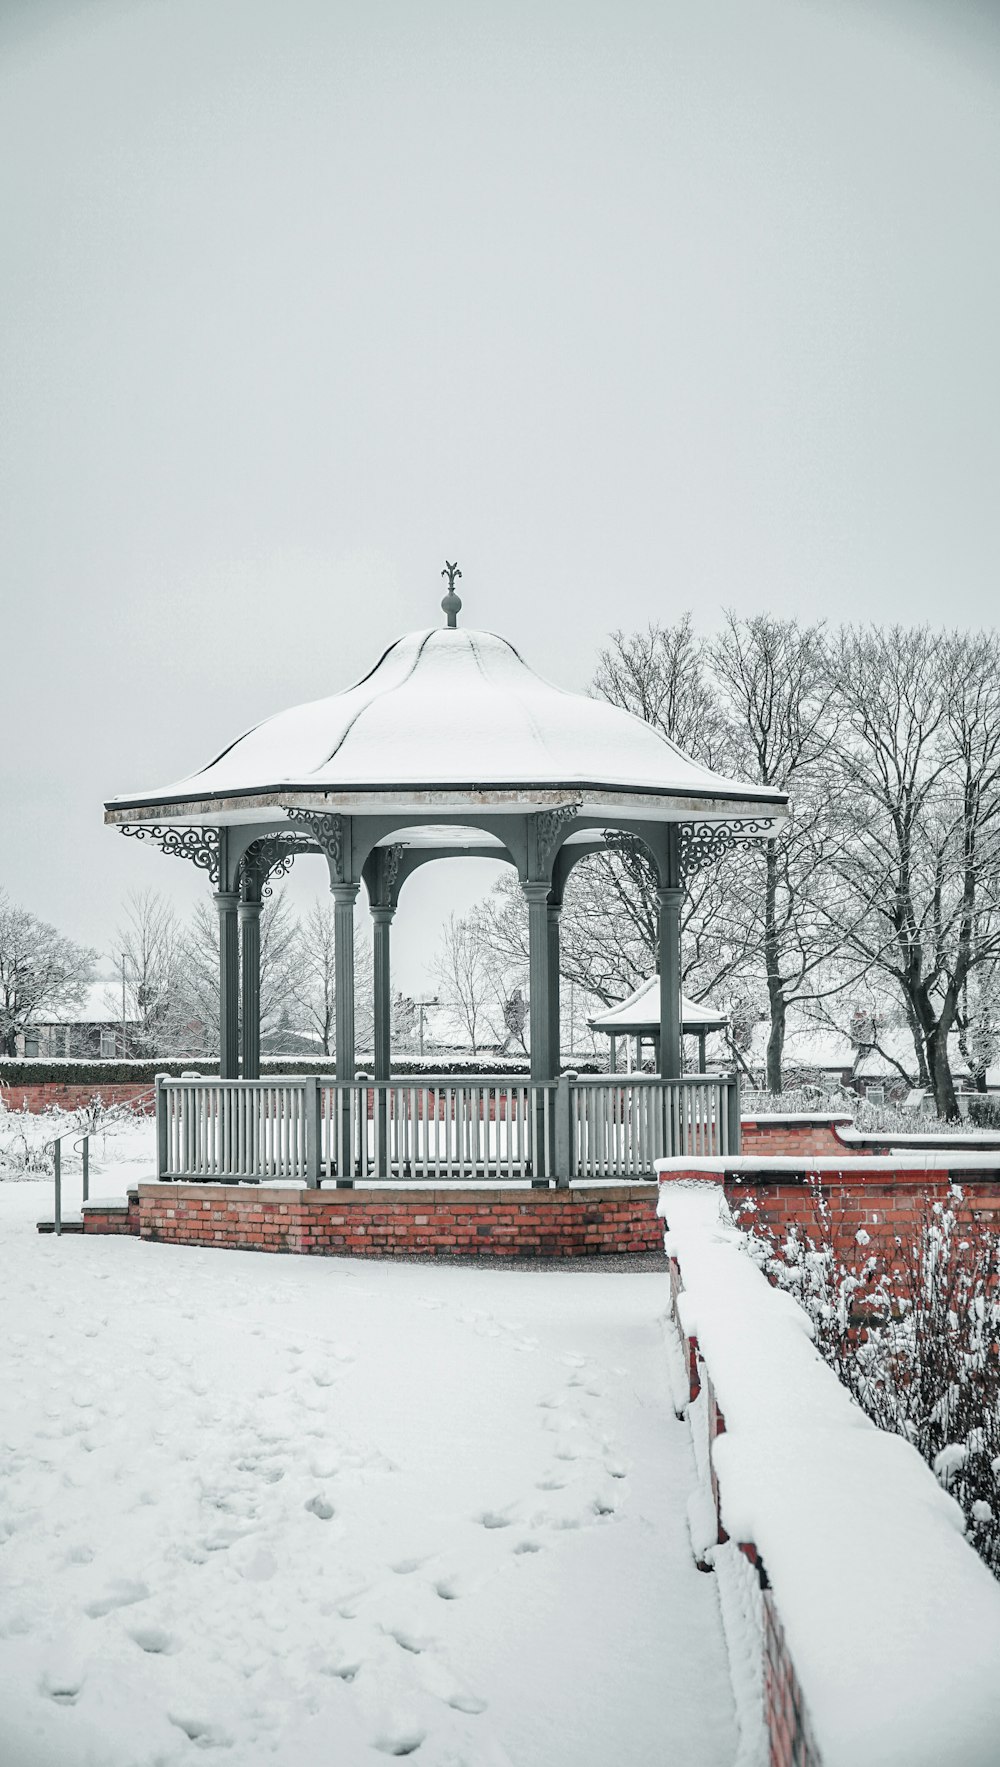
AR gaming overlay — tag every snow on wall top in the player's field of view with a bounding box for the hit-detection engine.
[590,976,728,1032]
[107,627,788,813]
[659,1179,1000,1767]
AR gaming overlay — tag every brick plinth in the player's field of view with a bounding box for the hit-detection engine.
[123,1183,663,1258]
[739,1115,854,1157]
[82,1192,140,1235]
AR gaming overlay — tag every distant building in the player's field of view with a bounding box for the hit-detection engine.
[17,981,138,1059]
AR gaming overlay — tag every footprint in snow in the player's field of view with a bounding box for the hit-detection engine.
[127,1624,176,1655]
[476,1509,514,1530]
[84,1579,149,1618]
[373,1729,425,1757]
[305,1495,335,1520]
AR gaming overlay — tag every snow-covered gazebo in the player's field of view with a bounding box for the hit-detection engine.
[105,566,786,1185]
[591,979,729,1074]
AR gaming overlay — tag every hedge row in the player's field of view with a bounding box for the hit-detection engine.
[0,1056,603,1085]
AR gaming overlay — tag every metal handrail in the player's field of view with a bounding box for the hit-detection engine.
[44,1130,90,1237]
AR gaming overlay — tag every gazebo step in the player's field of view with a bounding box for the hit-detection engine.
[37,1216,83,1234]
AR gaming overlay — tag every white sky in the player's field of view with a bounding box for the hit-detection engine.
[3,0,999,995]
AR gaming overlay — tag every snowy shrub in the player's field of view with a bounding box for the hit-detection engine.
[741,1189,1000,1579]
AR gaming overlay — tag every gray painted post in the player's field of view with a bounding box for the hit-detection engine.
[554,1071,573,1189]
[215,891,240,1079]
[523,882,553,1083]
[239,897,262,1079]
[698,1029,707,1073]
[609,1031,617,1074]
[153,1067,167,1180]
[304,1075,321,1188]
[657,886,683,1080]
[371,906,393,1176]
[54,1139,61,1236]
[726,1072,742,1155]
[371,906,393,1084]
[82,1136,89,1203]
[332,883,359,1186]
[523,882,553,1185]
[332,883,359,1083]
[546,901,561,1075]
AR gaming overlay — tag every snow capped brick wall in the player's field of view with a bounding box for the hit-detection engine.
[658,1173,1000,1767]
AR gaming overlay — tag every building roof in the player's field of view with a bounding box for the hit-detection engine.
[590,976,728,1035]
[105,623,789,826]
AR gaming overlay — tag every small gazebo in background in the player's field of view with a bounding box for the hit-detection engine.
[591,979,729,1074]
[105,565,787,1184]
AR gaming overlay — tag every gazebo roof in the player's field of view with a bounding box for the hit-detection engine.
[105,622,788,826]
[590,976,729,1036]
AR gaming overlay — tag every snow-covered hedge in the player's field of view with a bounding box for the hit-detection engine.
[0,1056,603,1086]
[658,1177,1000,1767]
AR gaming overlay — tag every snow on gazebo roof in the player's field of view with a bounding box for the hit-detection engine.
[105,619,788,826]
[591,976,728,1036]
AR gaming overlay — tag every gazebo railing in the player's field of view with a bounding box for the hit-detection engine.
[155,1071,740,1186]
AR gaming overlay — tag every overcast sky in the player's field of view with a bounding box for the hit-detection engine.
[3,0,999,994]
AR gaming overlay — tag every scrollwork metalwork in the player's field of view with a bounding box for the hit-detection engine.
[239,832,312,901]
[676,817,777,881]
[286,808,345,880]
[119,824,220,885]
[535,802,580,871]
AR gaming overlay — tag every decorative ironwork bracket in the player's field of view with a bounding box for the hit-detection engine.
[286,808,346,880]
[677,818,777,881]
[369,843,404,909]
[119,824,220,886]
[535,802,581,872]
[239,832,313,901]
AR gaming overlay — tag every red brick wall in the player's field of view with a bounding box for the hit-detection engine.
[740,1116,854,1157]
[133,1183,663,1258]
[4,1082,155,1114]
[725,1168,1000,1268]
[82,1194,140,1236]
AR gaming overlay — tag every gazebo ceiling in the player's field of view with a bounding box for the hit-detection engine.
[105,622,788,829]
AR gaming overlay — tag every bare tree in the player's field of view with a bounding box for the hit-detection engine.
[184,888,304,1055]
[709,612,846,1091]
[827,627,1000,1118]
[108,890,192,1055]
[0,892,96,1055]
[433,912,503,1053]
[292,899,373,1057]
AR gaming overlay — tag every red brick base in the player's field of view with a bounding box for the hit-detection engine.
[118,1183,663,1258]
[82,1194,141,1235]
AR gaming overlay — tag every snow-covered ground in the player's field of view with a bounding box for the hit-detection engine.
[0,1133,737,1767]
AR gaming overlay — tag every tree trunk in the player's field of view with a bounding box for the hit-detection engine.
[766,995,786,1095]
[928,1025,960,1121]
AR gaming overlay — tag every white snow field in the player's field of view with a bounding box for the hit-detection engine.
[0,1151,737,1766]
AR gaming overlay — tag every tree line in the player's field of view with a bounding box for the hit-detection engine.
[440,616,1000,1119]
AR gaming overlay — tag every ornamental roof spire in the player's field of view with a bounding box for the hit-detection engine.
[440,560,463,627]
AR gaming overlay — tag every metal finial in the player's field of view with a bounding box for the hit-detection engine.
[441,560,463,628]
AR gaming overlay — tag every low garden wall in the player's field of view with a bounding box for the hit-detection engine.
[655,1150,1000,1268]
[657,1171,1000,1767]
[82,1183,662,1258]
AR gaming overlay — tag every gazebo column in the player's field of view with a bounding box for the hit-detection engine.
[371,904,394,1177]
[215,891,240,1079]
[657,886,683,1080]
[546,899,561,1075]
[698,1029,707,1073]
[523,882,554,1082]
[332,882,359,1082]
[371,905,394,1084]
[331,882,359,1188]
[239,895,262,1079]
